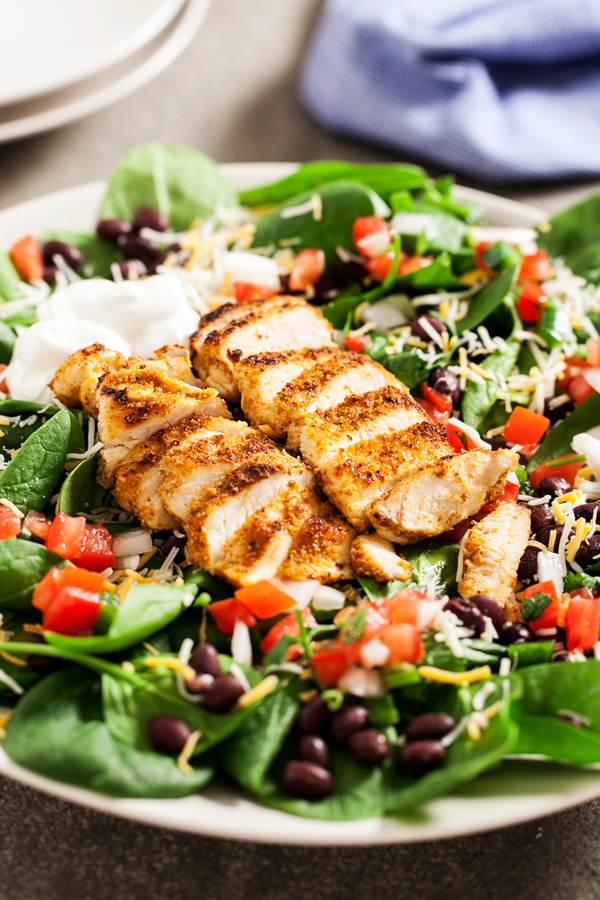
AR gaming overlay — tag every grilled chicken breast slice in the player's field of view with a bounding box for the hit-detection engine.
[280,508,355,583]
[317,420,453,531]
[370,448,518,544]
[50,343,127,416]
[351,534,413,583]
[458,502,531,606]
[189,299,284,370]
[96,360,229,486]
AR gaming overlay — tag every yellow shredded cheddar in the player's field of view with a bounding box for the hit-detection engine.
[417,665,492,684]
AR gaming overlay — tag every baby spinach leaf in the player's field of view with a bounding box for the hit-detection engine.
[395,210,467,256]
[508,641,554,669]
[393,252,462,291]
[44,583,196,655]
[42,230,123,279]
[527,392,600,471]
[57,453,111,517]
[456,265,517,336]
[3,668,214,797]
[363,694,400,728]
[461,339,520,429]
[0,250,24,303]
[252,181,379,270]
[239,161,427,207]
[0,611,47,697]
[514,715,600,766]
[537,193,600,285]
[0,539,65,611]
[402,538,460,593]
[481,241,521,273]
[0,408,75,512]
[100,142,237,232]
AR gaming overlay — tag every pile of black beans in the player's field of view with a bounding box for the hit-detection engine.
[146,642,244,756]
[42,239,85,286]
[96,205,185,281]
[398,712,455,774]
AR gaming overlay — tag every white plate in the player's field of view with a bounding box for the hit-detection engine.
[0,0,188,108]
[0,0,209,145]
[2,165,598,846]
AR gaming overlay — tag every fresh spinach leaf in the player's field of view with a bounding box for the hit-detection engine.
[0,250,24,303]
[3,668,214,797]
[393,252,462,291]
[402,538,460,593]
[527,392,600,471]
[457,265,517,336]
[508,641,554,669]
[57,453,111,517]
[537,193,600,285]
[363,694,400,728]
[0,402,60,453]
[0,539,65,611]
[461,340,520,429]
[100,142,237,232]
[393,210,467,256]
[42,230,123,279]
[521,592,553,622]
[481,241,521,272]
[514,715,600,766]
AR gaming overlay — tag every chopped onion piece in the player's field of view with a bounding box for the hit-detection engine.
[337,664,386,697]
[537,550,564,597]
[359,637,390,669]
[115,554,140,571]
[583,369,600,394]
[573,432,600,480]
[273,577,319,608]
[112,527,153,557]
[232,619,253,667]
[312,585,346,611]
[417,599,445,631]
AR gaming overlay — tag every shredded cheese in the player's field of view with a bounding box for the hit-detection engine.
[177,730,201,775]
[416,665,492,684]
[237,674,279,708]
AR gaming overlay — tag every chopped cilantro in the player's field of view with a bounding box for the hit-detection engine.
[521,592,553,622]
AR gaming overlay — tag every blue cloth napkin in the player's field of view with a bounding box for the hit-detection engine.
[300,0,600,182]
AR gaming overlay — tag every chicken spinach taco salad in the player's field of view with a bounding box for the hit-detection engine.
[2,143,600,819]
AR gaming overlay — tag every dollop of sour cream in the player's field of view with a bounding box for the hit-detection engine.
[5,274,199,403]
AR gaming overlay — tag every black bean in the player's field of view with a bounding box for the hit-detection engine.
[487,435,507,451]
[27,653,64,674]
[133,205,169,233]
[411,314,445,342]
[573,503,600,523]
[119,234,162,267]
[96,218,132,242]
[444,597,486,636]
[184,673,214,694]
[575,534,600,568]
[312,276,342,304]
[43,239,84,269]
[535,523,567,548]
[530,504,554,535]
[282,760,334,799]
[42,266,57,287]
[298,734,329,768]
[190,643,222,679]
[500,621,535,645]
[404,712,456,743]
[517,546,540,583]
[297,695,331,735]
[429,367,461,407]
[536,476,572,500]
[330,705,371,742]
[333,259,368,286]
[544,395,574,422]
[160,533,187,563]
[146,714,191,755]
[398,739,446,775]
[468,594,507,631]
[556,711,589,728]
[201,675,244,712]
[347,729,391,764]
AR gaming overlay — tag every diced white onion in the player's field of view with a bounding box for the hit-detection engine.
[391,212,439,237]
[272,577,319,609]
[470,226,538,254]
[362,299,408,331]
[506,471,520,486]
[356,229,391,258]
[337,664,386,697]
[222,251,280,290]
[358,637,390,669]
[232,619,253,667]
[537,550,564,596]
[229,662,251,692]
[112,527,153,557]
[114,554,140,571]
[416,599,445,631]
[583,369,600,394]
[312,585,346,611]
[573,432,600,480]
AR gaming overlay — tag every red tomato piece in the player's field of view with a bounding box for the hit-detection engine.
[587,339,600,368]
[519,250,552,282]
[379,624,423,663]
[503,406,550,446]
[518,282,547,324]
[568,373,595,407]
[446,421,478,453]
[32,565,105,612]
[352,216,391,257]
[288,248,326,291]
[556,355,590,392]
[260,607,317,654]
[387,588,429,626]
[365,252,399,281]
[530,456,583,489]
[345,332,372,353]
[208,598,257,635]
[45,513,86,559]
[421,383,453,416]
[474,241,493,271]
[234,282,277,303]
[416,398,450,424]
[567,595,600,651]
[44,585,101,635]
[235,580,293,619]
[0,363,8,395]
[9,235,43,283]
[522,579,562,632]
[310,646,350,687]
[400,254,434,275]
[23,509,51,539]
[0,506,21,539]
[498,480,519,503]
[73,523,115,572]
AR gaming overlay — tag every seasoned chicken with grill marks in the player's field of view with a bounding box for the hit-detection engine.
[96,360,229,487]
[280,508,354,583]
[50,343,127,416]
[370,448,518,544]
[351,534,413,583]
[190,296,334,402]
[458,502,531,606]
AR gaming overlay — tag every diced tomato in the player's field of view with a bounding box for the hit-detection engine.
[23,509,51,539]
[260,607,317,654]
[566,595,600,651]
[44,586,101,635]
[387,588,429,626]
[556,355,590,392]
[522,580,562,632]
[32,565,105,612]
[234,282,277,303]
[570,587,595,601]
[0,364,9,395]
[530,456,584,489]
[365,252,399,281]
[503,406,550,446]
[568,373,595,407]
[0,506,21,540]
[235,580,292,619]
[519,250,552,282]
[587,339,600,368]
[518,282,547,324]
[421,383,453,416]
[345,332,372,353]
[288,248,325,291]
[379,624,423,663]
[45,513,86,559]
[73,523,115,572]
[446,421,479,453]
[208,598,257,634]
[475,241,493,271]
[352,216,391,258]
[310,646,351,687]
[498,480,519,503]
[9,235,43,283]
[416,398,450,424]
[400,254,434,275]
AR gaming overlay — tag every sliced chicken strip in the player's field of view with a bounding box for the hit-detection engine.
[142,345,205,387]
[370,448,518,544]
[458,501,531,606]
[317,420,453,531]
[50,343,127,416]
[281,509,354,583]
[351,534,413,583]
[189,298,286,367]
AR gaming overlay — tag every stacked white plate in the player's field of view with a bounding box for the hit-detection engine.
[0,0,210,143]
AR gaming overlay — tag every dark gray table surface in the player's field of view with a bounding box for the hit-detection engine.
[2,2,600,897]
